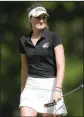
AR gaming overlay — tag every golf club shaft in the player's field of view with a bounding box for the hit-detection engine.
[44,84,83,107]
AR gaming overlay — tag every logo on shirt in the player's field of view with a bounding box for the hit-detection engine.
[42,43,49,48]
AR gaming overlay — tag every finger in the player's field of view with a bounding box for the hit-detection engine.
[54,98,58,102]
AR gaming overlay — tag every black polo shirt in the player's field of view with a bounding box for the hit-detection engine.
[18,29,62,78]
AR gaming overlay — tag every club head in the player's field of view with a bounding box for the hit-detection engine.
[80,84,84,88]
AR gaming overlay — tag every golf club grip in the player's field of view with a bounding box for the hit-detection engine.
[44,101,56,107]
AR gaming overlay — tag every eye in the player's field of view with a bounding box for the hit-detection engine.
[36,16,41,20]
[42,16,47,20]
[35,16,47,20]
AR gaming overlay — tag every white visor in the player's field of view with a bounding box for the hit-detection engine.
[28,7,49,18]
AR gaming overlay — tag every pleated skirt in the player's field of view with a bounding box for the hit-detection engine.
[19,76,67,116]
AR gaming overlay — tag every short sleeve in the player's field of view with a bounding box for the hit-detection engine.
[52,32,62,48]
[18,37,26,54]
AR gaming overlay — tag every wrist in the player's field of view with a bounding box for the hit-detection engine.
[54,87,62,93]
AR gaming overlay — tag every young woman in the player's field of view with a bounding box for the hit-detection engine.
[18,4,67,117]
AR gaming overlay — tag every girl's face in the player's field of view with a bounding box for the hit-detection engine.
[30,14,48,30]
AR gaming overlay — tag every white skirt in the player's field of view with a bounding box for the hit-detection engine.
[19,76,67,116]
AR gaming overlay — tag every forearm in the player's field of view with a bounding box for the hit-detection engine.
[56,64,65,89]
[54,45,65,89]
[21,68,28,92]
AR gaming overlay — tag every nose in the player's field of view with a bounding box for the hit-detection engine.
[40,18,44,23]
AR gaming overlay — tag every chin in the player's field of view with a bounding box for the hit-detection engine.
[37,26,45,30]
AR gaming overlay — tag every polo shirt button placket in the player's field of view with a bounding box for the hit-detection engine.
[34,46,37,55]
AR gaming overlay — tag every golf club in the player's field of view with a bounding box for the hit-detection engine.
[44,84,83,107]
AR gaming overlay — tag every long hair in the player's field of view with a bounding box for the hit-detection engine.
[26,4,49,32]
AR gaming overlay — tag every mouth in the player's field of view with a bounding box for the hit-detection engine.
[39,22,43,24]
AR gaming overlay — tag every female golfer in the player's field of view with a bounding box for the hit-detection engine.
[19,4,67,117]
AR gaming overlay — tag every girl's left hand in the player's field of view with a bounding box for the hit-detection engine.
[53,91,62,102]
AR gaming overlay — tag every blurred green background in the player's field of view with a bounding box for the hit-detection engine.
[1,1,83,117]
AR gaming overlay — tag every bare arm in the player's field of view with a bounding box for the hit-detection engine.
[54,44,65,89]
[21,54,28,92]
